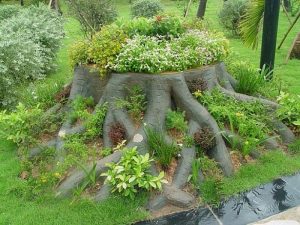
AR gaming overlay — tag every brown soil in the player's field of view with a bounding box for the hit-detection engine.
[167,128,184,144]
[157,158,178,184]
[230,151,243,171]
[55,83,71,103]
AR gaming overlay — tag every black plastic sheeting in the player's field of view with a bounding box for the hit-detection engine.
[134,172,300,225]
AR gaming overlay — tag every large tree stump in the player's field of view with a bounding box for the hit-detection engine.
[29,62,294,211]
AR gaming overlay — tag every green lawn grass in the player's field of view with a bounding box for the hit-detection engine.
[0,0,300,224]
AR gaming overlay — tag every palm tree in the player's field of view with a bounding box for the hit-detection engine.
[240,0,280,76]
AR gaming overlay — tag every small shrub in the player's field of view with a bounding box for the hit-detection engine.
[69,96,94,123]
[276,92,300,126]
[101,147,166,199]
[69,40,91,67]
[165,109,188,133]
[84,103,108,139]
[218,0,248,35]
[0,103,43,146]
[194,127,216,152]
[187,78,208,93]
[152,15,185,37]
[109,122,126,146]
[145,127,179,169]
[67,0,117,35]
[116,85,147,122]
[197,89,270,141]
[230,61,265,95]
[0,5,20,21]
[131,0,164,18]
[0,4,64,108]
[88,24,128,76]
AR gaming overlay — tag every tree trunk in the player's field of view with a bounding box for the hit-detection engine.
[260,0,280,78]
[197,0,208,19]
[20,0,24,6]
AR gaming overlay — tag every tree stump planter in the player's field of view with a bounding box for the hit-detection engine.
[30,62,295,212]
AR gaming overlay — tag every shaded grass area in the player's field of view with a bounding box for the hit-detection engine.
[0,140,148,225]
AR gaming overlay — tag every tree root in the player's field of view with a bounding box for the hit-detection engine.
[27,63,296,211]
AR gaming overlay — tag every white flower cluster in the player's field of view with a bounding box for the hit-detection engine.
[112,29,229,74]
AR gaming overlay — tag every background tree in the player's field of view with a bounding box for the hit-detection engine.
[67,0,117,37]
[197,0,208,18]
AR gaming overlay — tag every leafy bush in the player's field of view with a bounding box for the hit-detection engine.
[69,40,90,67]
[0,4,64,108]
[218,0,248,35]
[88,25,128,76]
[152,15,184,37]
[0,5,20,21]
[166,109,188,132]
[69,96,94,123]
[67,0,117,35]
[0,103,43,146]
[131,0,164,18]
[276,92,300,126]
[197,89,271,152]
[145,127,179,169]
[84,103,107,139]
[116,85,147,122]
[101,147,166,199]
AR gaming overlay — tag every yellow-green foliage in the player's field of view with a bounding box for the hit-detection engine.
[69,40,90,67]
[69,24,127,76]
[88,25,127,76]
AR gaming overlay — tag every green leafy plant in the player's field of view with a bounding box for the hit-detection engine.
[183,135,194,147]
[0,103,46,146]
[101,147,113,157]
[69,40,90,67]
[69,96,94,123]
[131,0,164,18]
[84,103,108,139]
[197,89,270,145]
[165,109,188,133]
[101,147,166,199]
[0,4,64,108]
[87,24,128,76]
[116,85,147,122]
[67,0,117,36]
[276,92,300,126]
[0,5,20,21]
[152,15,185,37]
[145,127,179,169]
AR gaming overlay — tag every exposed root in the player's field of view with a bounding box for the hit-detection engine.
[26,63,296,212]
